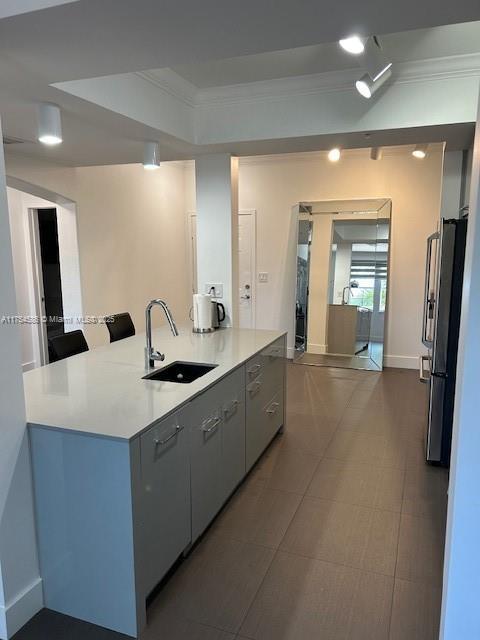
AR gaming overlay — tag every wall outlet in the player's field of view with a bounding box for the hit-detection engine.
[205,283,223,298]
[258,272,268,283]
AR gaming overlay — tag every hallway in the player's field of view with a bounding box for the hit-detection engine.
[15,364,448,640]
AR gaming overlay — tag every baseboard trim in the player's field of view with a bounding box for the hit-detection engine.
[384,354,419,369]
[305,343,327,355]
[0,577,43,639]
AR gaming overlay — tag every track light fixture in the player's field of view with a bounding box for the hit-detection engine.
[339,36,366,55]
[412,144,428,159]
[143,141,160,170]
[370,147,382,160]
[355,67,392,99]
[354,36,392,99]
[328,148,341,162]
[37,103,63,145]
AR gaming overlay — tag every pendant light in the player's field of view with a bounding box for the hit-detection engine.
[37,103,63,146]
[143,141,160,170]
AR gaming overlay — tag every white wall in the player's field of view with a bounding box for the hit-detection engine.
[186,147,445,366]
[0,125,42,640]
[5,155,192,349]
[440,94,480,640]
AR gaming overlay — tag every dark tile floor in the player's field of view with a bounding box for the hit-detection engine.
[14,364,448,640]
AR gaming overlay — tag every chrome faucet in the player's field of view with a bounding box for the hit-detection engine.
[145,299,179,369]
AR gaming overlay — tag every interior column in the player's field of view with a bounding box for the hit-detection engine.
[195,154,239,326]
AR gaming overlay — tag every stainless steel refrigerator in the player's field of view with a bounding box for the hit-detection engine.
[420,216,468,466]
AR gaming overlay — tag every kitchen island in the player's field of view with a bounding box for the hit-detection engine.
[25,326,286,637]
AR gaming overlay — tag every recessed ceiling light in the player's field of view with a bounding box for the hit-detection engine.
[328,148,341,162]
[339,36,365,55]
[143,141,160,169]
[412,144,428,159]
[37,103,63,146]
[355,67,392,99]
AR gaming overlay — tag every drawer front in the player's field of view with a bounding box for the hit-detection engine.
[246,390,285,472]
[187,385,224,542]
[245,335,286,395]
[139,412,191,595]
[217,368,246,501]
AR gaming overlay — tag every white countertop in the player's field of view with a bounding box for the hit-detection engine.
[24,325,285,441]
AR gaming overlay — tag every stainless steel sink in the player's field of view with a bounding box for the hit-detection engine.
[142,361,217,384]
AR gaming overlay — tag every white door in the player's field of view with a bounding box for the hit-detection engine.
[238,211,256,329]
[188,210,256,328]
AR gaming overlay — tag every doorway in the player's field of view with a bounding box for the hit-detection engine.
[187,210,257,329]
[36,209,65,342]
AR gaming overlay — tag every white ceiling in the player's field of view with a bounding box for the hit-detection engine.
[170,22,480,89]
[0,2,479,166]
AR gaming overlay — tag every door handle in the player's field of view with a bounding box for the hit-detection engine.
[419,355,431,383]
[154,425,184,446]
[201,415,222,433]
[266,402,280,415]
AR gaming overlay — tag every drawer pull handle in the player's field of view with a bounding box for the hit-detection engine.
[154,425,184,446]
[248,380,262,395]
[247,363,261,375]
[266,402,280,415]
[224,399,239,417]
[202,416,222,433]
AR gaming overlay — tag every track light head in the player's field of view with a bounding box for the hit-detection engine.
[355,67,392,99]
[328,148,341,162]
[412,144,428,159]
[339,36,365,55]
[370,147,382,160]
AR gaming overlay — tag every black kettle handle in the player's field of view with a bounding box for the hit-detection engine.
[217,303,226,322]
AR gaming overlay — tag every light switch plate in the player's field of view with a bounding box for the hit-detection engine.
[205,283,223,298]
[258,272,268,283]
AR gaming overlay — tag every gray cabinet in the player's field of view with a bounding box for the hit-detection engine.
[29,333,286,639]
[246,335,286,471]
[187,366,245,542]
[135,410,191,596]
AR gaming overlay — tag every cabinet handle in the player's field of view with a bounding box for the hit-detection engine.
[202,416,222,433]
[154,425,184,446]
[224,399,239,417]
[247,363,261,375]
[248,380,262,395]
[266,402,280,415]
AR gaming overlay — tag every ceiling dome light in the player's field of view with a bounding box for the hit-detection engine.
[412,144,428,159]
[339,36,365,55]
[143,141,160,170]
[37,103,62,145]
[355,67,392,99]
[328,148,341,162]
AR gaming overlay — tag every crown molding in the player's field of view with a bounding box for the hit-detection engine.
[136,69,197,107]
[137,52,480,111]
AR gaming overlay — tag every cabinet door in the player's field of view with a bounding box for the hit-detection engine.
[138,412,191,595]
[218,367,246,502]
[187,388,223,542]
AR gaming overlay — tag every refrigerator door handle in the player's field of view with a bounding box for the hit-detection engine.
[422,232,439,348]
[419,355,431,383]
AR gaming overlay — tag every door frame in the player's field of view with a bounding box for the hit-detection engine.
[186,209,257,329]
[238,209,257,329]
[27,208,49,366]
